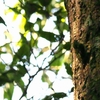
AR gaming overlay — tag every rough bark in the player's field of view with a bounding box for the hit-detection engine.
[65,0,100,100]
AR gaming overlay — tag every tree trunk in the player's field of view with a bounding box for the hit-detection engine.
[65,0,100,100]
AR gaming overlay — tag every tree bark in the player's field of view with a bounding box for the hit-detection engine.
[65,0,100,100]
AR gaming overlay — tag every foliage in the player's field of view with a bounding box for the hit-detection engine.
[42,92,67,100]
[0,0,72,99]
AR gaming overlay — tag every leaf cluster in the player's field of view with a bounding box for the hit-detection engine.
[0,0,72,99]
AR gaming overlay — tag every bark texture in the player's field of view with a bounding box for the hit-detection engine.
[65,0,100,100]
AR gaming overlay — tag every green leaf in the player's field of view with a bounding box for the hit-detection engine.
[39,0,52,6]
[25,21,34,31]
[9,7,21,14]
[38,10,51,18]
[42,95,52,100]
[0,62,5,73]
[0,69,15,85]
[24,2,42,18]
[11,54,19,66]
[51,54,64,67]
[54,8,67,18]
[42,92,67,100]
[63,23,69,31]
[70,87,74,93]
[63,42,71,50]
[17,64,27,76]
[0,42,13,55]
[18,44,30,58]
[54,8,63,16]
[5,43,13,55]
[7,71,16,80]
[15,78,25,92]
[51,92,67,99]
[65,63,73,76]
[17,35,30,58]
[4,83,14,100]
[0,17,6,25]
[40,31,60,42]
[14,73,22,83]
[0,75,9,85]
[42,71,51,85]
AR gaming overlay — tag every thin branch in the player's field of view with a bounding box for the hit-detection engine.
[44,51,66,70]
[41,35,64,67]
[11,46,30,77]
[19,68,42,100]
[21,34,40,68]
[27,96,34,100]
[0,56,8,66]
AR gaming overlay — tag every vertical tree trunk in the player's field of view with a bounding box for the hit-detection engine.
[65,0,100,100]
